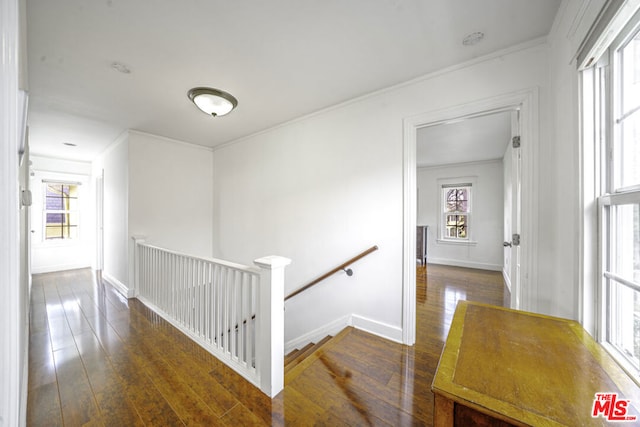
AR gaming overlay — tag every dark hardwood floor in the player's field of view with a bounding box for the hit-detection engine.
[27,264,508,426]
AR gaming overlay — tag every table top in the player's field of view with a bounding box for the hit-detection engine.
[432,301,640,426]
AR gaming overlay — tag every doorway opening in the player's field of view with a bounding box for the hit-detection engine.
[401,89,539,345]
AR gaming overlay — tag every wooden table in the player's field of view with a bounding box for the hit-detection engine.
[432,301,640,426]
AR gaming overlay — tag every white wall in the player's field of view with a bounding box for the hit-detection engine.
[94,130,215,296]
[30,156,93,273]
[93,133,130,292]
[213,40,551,344]
[417,160,504,271]
[546,0,607,331]
[128,130,214,258]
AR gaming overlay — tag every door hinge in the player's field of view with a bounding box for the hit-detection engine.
[512,136,521,148]
[512,234,521,246]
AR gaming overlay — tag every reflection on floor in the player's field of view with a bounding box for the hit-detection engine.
[27,264,508,426]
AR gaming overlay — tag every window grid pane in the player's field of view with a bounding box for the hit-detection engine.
[44,183,79,240]
[445,214,467,238]
[445,188,469,213]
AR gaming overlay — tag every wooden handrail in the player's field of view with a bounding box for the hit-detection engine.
[285,245,379,301]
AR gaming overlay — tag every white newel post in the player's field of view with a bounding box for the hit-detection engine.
[254,255,291,398]
[131,236,146,298]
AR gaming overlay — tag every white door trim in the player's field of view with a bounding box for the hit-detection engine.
[402,88,540,345]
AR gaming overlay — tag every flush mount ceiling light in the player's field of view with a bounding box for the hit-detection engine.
[462,31,485,46]
[187,87,238,117]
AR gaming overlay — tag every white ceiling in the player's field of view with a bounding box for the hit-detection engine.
[26,0,561,161]
[417,111,512,167]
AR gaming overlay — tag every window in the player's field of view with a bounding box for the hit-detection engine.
[44,182,79,240]
[442,184,471,240]
[587,10,640,382]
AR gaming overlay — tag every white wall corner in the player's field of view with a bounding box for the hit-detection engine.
[402,116,418,347]
[285,314,352,354]
[351,314,404,344]
[103,271,135,298]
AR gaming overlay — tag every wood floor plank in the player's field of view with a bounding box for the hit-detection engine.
[28,330,56,390]
[323,344,397,386]
[92,381,145,427]
[52,344,102,426]
[208,363,285,426]
[26,382,63,427]
[219,403,268,426]
[102,345,183,425]
[29,301,48,333]
[135,323,240,416]
[306,352,431,424]
[47,317,75,352]
[282,385,326,425]
[125,380,186,427]
[119,306,242,419]
[291,354,419,426]
[138,345,226,426]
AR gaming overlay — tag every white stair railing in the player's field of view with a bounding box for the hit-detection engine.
[132,237,290,397]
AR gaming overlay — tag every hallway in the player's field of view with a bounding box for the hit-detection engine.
[27,265,508,426]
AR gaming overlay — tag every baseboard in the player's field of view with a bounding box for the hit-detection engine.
[102,272,135,298]
[351,314,403,344]
[31,262,91,274]
[285,315,352,353]
[428,257,502,272]
[503,269,512,291]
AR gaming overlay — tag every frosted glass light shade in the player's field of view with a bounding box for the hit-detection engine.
[188,87,238,117]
